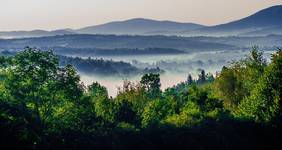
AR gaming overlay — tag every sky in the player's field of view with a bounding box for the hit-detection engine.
[0,0,282,31]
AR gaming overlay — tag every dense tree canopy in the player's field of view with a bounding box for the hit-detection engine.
[214,48,267,109]
[0,47,281,149]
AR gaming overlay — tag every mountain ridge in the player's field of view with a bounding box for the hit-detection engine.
[0,29,75,39]
[184,5,282,36]
[77,18,205,35]
[1,5,282,38]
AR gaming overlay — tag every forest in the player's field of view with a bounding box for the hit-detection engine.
[53,47,185,56]
[59,55,140,76]
[0,47,282,149]
[0,50,164,77]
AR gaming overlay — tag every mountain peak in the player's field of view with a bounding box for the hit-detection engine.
[77,18,205,35]
[125,18,155,22]
[260,5,282,13]
[189,5,282,36]
[123,18,180,23]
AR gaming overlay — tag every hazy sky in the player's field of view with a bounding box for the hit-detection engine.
[0,0,282,31]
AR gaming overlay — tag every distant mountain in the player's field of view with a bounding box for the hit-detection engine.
[53,47,185,56]
[0,29,75,39]
[1,5,282,38]
[76,18,205,35]
[239,25,282,36]
[0,34,235,51]
[1,34,282,56]
[185,5,282,36]
[193,34,282,49]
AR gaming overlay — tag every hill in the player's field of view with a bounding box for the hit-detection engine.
[1,6,282,37]
[77,18,205,35]
[185,5,282,36]
[0,29,75,39]
[0,34,235,52]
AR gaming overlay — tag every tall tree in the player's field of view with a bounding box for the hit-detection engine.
[237,49,282,122]
[140,73,161,99]
[4,47,84,127]
[197,70,206,84]
[214,48,267,109]
[187,74,193,85]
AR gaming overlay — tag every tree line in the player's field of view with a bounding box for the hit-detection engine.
[0,47,281,149]
[0,49,164,77]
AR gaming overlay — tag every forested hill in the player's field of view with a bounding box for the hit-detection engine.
[59,55,140,76]
[77,18,205,35]
[1,34,282,53]
[53,47,185,56]
[0,50,164,77]
[59,55,164,76]
[0,34,235,51]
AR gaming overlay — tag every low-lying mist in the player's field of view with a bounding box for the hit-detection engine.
[78,50,274,97]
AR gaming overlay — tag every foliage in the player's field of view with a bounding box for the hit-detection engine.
[59,56,140,77]
[214,48,267,109]
[0,47,282,149]
[236,49,282,123]
[141,97,176,128]
[140,73,161,99]
[88,82,108,98]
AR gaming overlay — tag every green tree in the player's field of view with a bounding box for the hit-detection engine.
[141,97,176,128]
[197,70,206,84]
[88,82,115,124]
[206,73,215,83]
[236,49,282,123]
[164,101,202,127]
[187,74,193,85]
[2,48,84,143]
[214,48,266,109]
[188,86,223,112]
[115,81,149,125]
[140,73,161,99]
[88,82,108,98]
